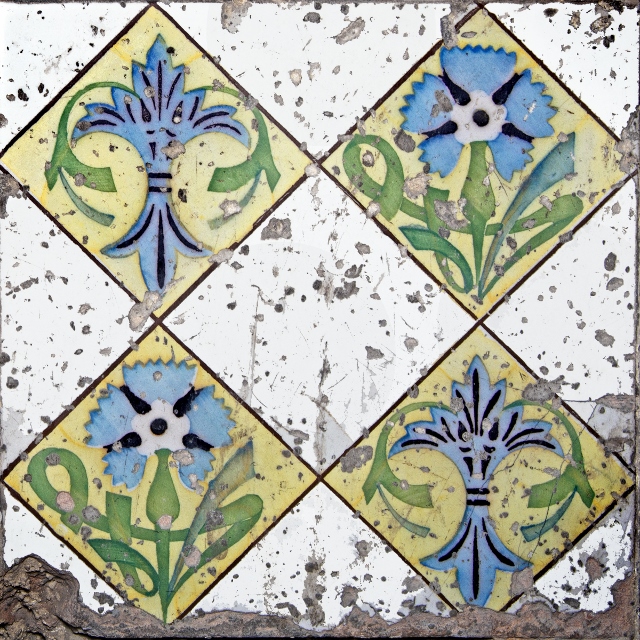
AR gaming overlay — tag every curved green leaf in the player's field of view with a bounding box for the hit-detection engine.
[45,81,136,192]
[478,133,576,297]
[400,226,474,292]
[377,486,430,537]
[27,448,88,533]
[520,490,576,542]
[88,538,158,597]
[59,169,115,226]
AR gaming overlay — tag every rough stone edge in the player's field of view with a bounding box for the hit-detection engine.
[0,555,635,639]
[0,1,638,638]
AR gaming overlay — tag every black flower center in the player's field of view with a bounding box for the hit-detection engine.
[472,110,490,127]
[150,418,168,435]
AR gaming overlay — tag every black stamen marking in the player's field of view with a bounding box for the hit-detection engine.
[492,73,522,106]
[505,427,545,448]
[166,203,201,252]
[98,107,125,122]
[120,385,151,414]
[502,412,519,442]
[502,122,534,143]
[167,73,182,108]
[106,432,142,452]
[400,438,439,448]
[203,122,242,135]
[141,99,152,123]
[508,439,557,452]
[157,60,163,121]
[192,110,234,128]
[472,526,480,600]
[482,519,515,566]
[89,119,117,127]
[441,70,470,106]
[420,120,458,139]
[440,518,472,562]
[182,433,212,451]
[149,141,156,160]
[188,96,200,121]
[157,212,165,290]
[173,386,202,417]
[472,369,480,435]
[115,205,154,249]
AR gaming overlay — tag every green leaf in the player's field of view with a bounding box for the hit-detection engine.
[377,485,430,537]
[343,135,405,221]
[362,415,432,509]
[521,491,576,542]
[27,448,88,533]
[208,109,280,194]
[481,195,583,296]
[45,81,136,192]
[106,492,132,544]
[168,442,256,595]
[478,133,577,297]
[510,194,583,234]
[528,465,594,509]
[58,169,115,227]
[88,538,158,597]
[400,226,474,292]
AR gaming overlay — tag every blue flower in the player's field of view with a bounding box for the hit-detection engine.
[390,356,563,606]
[74,36,250,293]
[86,360,234,490]
[400,46,556,180]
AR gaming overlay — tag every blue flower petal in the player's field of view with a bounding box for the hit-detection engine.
[422,507,529,606]
[505,70,555,139]
[441,46,516,95]
[103,448,147,490]
[400,74,453,135]
[417,134,463,177]
[186,386,234,448]
[177,448,215,489]
[86,384,137,447]
[488,133,533,181]
[122,360,196,405]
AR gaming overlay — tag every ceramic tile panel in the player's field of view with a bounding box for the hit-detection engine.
[0,2,637,638]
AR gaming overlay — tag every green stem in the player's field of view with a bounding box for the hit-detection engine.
[156,528,171,623]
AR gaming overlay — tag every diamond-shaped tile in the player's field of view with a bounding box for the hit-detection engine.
[199,484,449,628]
[166,174,473,472]
[3,325,315,623]
[325,326,632,611]
[0,5,309,316]
[323,8,627,317]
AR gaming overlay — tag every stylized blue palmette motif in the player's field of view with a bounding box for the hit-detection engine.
[86,360,234,490]
[390,356,564,606]
[400,45,556,180]
[74,36,249,292]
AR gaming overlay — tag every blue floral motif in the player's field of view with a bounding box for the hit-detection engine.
[390,356,564,606]
[86,360,234,490]
[74,36,249,292]
[401,45,556,180]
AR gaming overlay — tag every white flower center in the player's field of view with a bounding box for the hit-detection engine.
[131,399,190,456]
[450,90,506,145]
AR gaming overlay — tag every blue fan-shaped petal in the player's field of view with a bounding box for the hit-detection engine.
[103,193,210,293]
[122,360,196,405]
[186,386,234,448]
[441,46,516,95]
[498,407,563,457]
[423,507,529,605]
[505,69,555,139]
[86,384,137,447]
[400,74,453,135]
[488,133,534,181]
[188,102,250,148]
[451,356,506,437]
[103,448,147,490]
[417,134,463,177]
[177,448,215,489]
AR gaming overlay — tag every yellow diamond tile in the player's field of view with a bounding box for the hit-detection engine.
[0,6,308,316]
[323,9,626,317]
[3,325,315,623]
[325,327,632,611]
